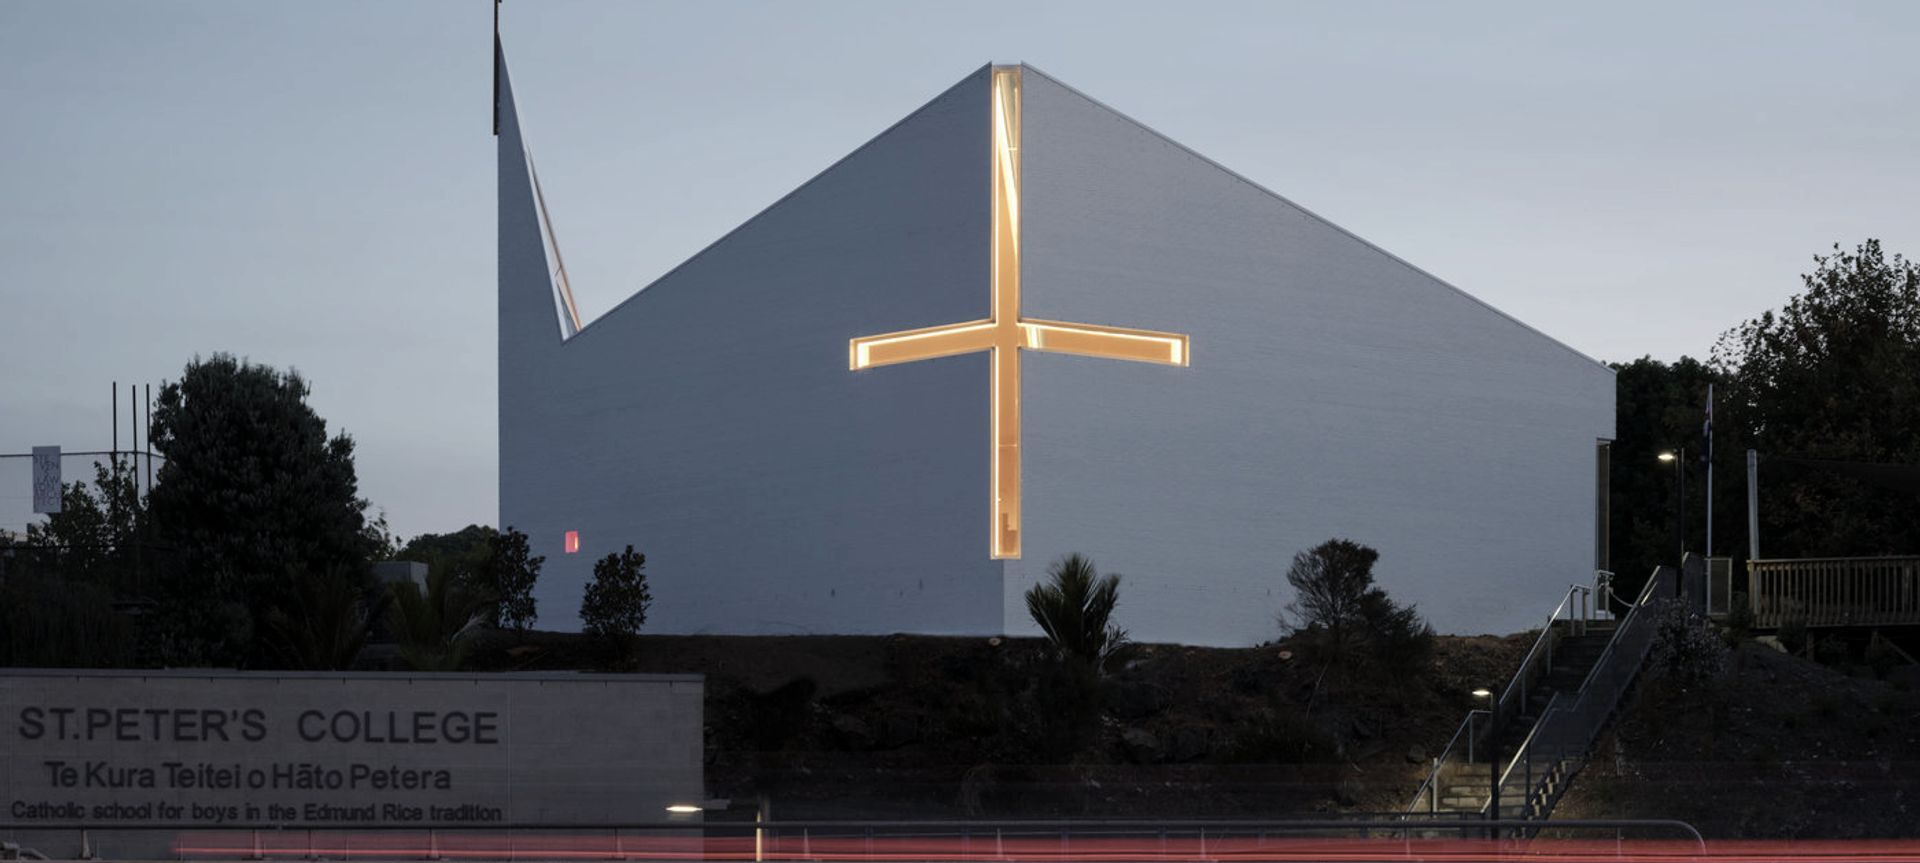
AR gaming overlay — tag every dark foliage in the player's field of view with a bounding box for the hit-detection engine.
[482,527,542,633]
[581,545,652,660]
[260,563,385,671]
[388,561,491,671]
[1607,356,1720,601]
[145,354,377,665]
[1023,553,1127,671]
[0,564,133,667]
[1711,239,1920,559]
[1282,539,1434,670]
[398,524,496,570]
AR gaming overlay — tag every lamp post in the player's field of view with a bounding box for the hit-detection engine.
[1658,448,1685,566]
[1473,687,1497,837]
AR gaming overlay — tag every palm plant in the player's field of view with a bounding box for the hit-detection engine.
[388,560,492,671]
[261,563,385,671]
[1024,552,1127,671]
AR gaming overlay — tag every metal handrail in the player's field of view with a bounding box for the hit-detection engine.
[1485,567,1676,826]
[1484,694,1561,818]
[1495,583,1591,722]
[1750,554,1920,564]
[1404,709,1489,815]
[1570,566,1667,698]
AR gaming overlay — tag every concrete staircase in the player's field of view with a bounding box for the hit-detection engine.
[1428,620,1616,819]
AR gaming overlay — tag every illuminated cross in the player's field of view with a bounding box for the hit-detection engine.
[849,67,1190,559]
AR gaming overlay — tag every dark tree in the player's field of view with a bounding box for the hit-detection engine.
[1282,538,1431,669]
[23,460,145,590]
[1023,553,1127,671]
[1711,240,1920,558]
[398,524,497,569]
[145,354,377,665]
[483,527,543,634]
[580,545,652,658]
[1607,356,1720,599]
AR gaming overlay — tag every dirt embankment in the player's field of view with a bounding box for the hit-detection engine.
[471,629,1528,817]
[1554,643,1920,838]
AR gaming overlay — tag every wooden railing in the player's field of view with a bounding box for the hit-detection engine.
[1749,556,1920,628]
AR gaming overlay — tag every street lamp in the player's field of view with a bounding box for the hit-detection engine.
[1473,687,1497,837]
[1658,448,1686,566]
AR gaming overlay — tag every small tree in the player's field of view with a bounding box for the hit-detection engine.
[1282,538,1432,669]
[1023,553,1127,671]
[581,545,652,658]
[482,527,543,634]
[1282,539,1379,659]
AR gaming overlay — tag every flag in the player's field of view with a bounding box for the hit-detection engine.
[1701,384,1713,466]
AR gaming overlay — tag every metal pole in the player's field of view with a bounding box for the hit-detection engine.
[1487,708,1499,839]
[111,380,118,468]
[1747,449,1760,560]
[145,383,153,491]
[1705,384,1714,558]
[1675,445,1686,566]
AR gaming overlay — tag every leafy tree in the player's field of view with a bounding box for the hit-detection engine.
[259,563,385,670]
[1,462,145,666]
[581,545,652,658]
[397,525,540,633]
[1711,239,1920,558]
[1023,552,1127,672]
[398,524,497,569]
[145,354,379,665]
[24,460,146,589]
[1606,356,1720,601]
[1281,538,1432,670]
[481,527,543,634]
[1281,539,1377,657]
[388,562,492,671]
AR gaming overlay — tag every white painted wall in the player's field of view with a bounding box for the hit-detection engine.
[498,59,1614,645]
[1010,69,1615,644]
[500,55,1006,636]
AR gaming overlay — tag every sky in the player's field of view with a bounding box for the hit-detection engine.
[1,1,1915,539]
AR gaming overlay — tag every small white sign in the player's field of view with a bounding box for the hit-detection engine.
[31,445,61,514]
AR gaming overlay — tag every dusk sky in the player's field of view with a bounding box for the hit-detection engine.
[2,1,1915,539]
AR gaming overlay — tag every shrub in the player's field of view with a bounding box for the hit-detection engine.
[581,545,652,659]
[1281,539,1433,670]
[1218,708,1333,764]
[1024,553,1127,672]
[1648,598,1728,686]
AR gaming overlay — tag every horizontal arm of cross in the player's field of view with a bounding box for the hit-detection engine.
[849,320,997,370]
[1021,319,1189,366]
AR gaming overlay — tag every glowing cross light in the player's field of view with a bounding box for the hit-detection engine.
[849,67,1190,559]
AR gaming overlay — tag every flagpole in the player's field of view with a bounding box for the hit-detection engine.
[1705,383,1714,558]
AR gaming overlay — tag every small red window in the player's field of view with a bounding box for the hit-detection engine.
[564,531,580,554]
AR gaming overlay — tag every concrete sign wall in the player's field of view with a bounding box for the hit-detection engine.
[1,670,703,855]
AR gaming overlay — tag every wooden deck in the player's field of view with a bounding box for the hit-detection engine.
[1749,556,1920,628]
